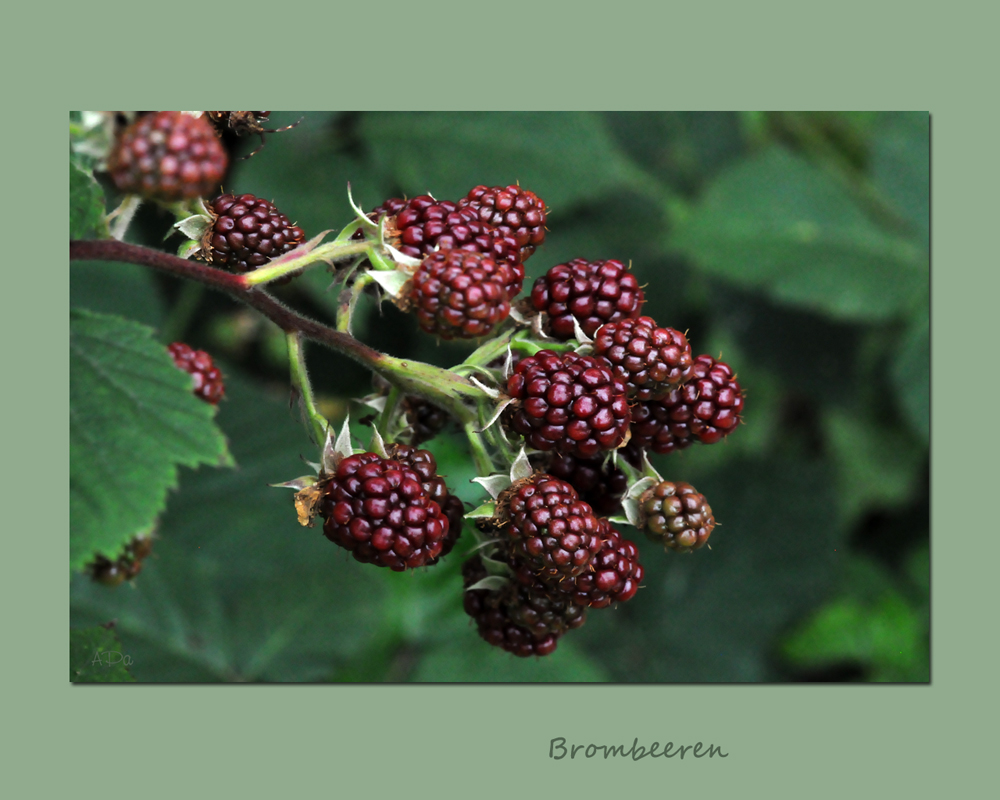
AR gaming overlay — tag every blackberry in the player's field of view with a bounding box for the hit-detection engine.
[640,481,715,552]
[204,193,305,272]
[556,521,643,608]
[592,316,692,400]
[384,443,463,562]
[498,473,603,580]
[363,196,524,297]
[538,452,628,516]
[457,184,547,260]
[629,355,744,454]
[505,350,631,459]
[107,111,227,202]
[462,556,560,657]
[530,258,644,340]
[319,452,450,571]
[408,250,512,339]
[401,396,452,446]
[506,560,587,638]
[167,342,225,405]
[89,533,155,587]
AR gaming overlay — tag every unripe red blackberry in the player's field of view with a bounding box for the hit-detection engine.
[629,354,744,454]
[204,193,305,272]
[89,533,155,587]
[498,474,604,580]
[555,521,643,608]
[107,111,227,202]
[462,556,560,657]
[592,316,693,400]
[457,184,547,260]
[505,350,631,459]
[538,452,628,516]
[530,258,644,340]
[640,481,715,552]
[167,342,225,405]
[408,250,512,339]
[384,443,463,563]
[319,452,450,571]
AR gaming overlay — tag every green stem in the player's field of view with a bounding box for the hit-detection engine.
[286,332,330,444]
[337,271,373,334]
[464,422,495,476]
[374,355,485,425]
[376,384,402,441]
[243,239,372,287]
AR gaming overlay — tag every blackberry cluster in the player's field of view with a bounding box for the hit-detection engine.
[319,452,451,571]
[505,350,631,459]
[408,250,513,339]
[167,342,225,405]
[204,193,305,272]
[640,481,715,552]
[107,111,227,202]
[629,355,744,454]
[530,258,644,339]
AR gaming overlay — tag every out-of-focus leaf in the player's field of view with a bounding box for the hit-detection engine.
[70,311,232,571]
[822,407,924,525]
[670,147,926,320]
[70,626,135,682]
[70,260,165,329]
[413,638,609,683]
[70,370,391,682]
[71,161,108,240]
[359,111,660,211]
[892,310,929,443]
[871,112,929,248]
[782,555,928,682]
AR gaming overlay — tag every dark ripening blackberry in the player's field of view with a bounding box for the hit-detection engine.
[498,473,603,581]
[537,452,628,517]
[408,250,512,339]
[506,559,587,638]
[530,258,644,340]
[89,534,155,587]
[205,193,305,272]
[360,196,524,298]
[167,342,225,405]
[462,556,560,657]
[640,481,715,552]
[383,443,463,563]
[319,452,450,571]
[629,354,744,454]
[505,350,631,459]
[107,111,228,202]
[592,316,693,401]
[401,396,452,446]
[457,184,547,260]
[555,521,643,608]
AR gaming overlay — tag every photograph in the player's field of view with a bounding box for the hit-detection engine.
[69,110,930,684]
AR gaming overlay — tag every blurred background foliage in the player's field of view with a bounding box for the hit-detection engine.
[70,111,929,682]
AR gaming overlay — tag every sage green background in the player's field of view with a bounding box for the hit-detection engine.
[18,0,994,796]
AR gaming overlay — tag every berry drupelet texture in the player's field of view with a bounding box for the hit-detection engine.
[592,316,693,400]
[457,184,547,260]
[555,521,643,608]
[205,193,305,272]
[408,250,513,339]
[168,342,225,405]
[505,350,631,459]
[107,111,227,202]
[640,481,715,552]
[320,452,451,571]
[530,258,644,339]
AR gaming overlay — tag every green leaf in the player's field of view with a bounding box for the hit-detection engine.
[412,638,610,682]
[871,112,929,248]
[782,556,928,682]
[670,147,927,320]
[70,370,390,682]
[892,310,929,443]
[70,310,231,571]
[71,259,165,329]
[821,407,924,525]
[70,161,108,240]
[70,626,136,682]
[359,111,660,211]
